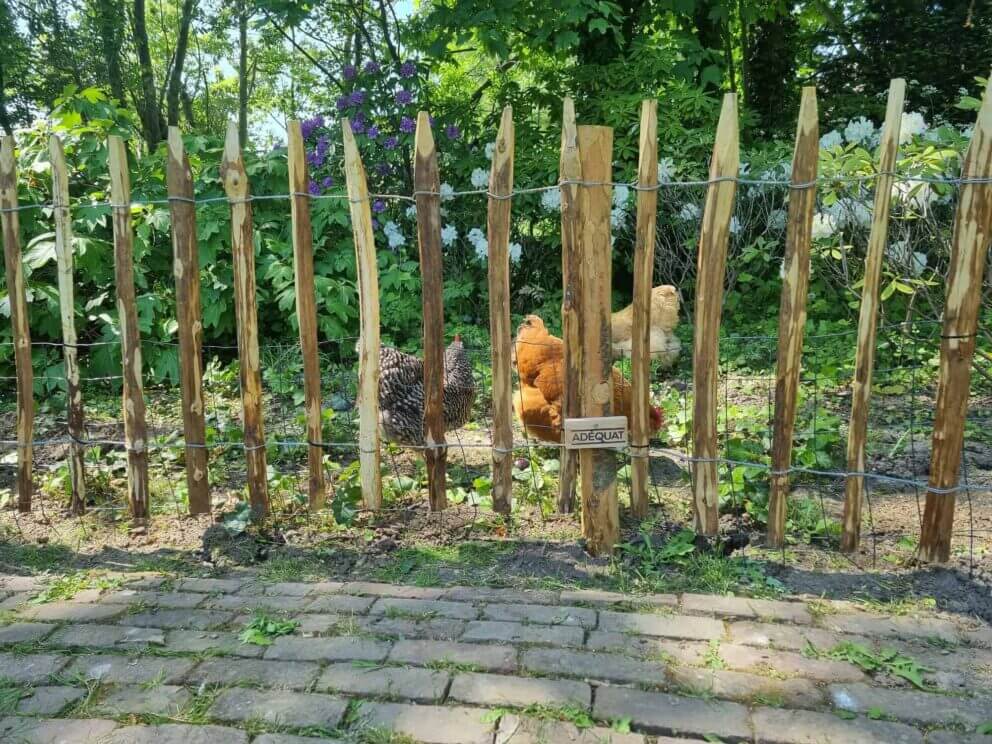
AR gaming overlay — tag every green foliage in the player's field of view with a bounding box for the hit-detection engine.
[238,612,300,646]
[805,641,934,691]
[29,571,121,604]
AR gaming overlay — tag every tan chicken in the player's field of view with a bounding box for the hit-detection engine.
[513,314,663,443]
[611,285,681,368]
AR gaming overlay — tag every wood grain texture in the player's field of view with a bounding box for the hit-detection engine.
[0,136,34,512]
[287,120,326,510]
[630,100,658,518]
[487,106,514,516]
[166,127,210,515]
[413,112,447,512]
[107,136,150,522]
[558,98,582,514]
[220,121,269,519]
[50,136,86,515]
[691,93,739,536]
[919,78,992,563]
[342,118,383,511]
[577,125,618,556]
[767,88,819,547]
[840,79,906,553]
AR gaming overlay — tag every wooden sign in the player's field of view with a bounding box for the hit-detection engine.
[563,416,628,450]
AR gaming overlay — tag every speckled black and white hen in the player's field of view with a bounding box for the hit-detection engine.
[377,335,476,446]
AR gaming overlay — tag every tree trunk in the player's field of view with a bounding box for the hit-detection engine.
[132,0,163,145]
[181,87,195,127]
[167,0,196,125]
[0,59,11,135]
[745,4,799,134]
[96,0,125,102]
[238,0,248,145]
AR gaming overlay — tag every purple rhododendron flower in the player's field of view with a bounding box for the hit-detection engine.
[349,89,366,106]
[343,64,357,80]
[375,162,390,175]
[395,89,413,105]
[301,116,323,139]
[322,176,334,188]
[335,96,349,111]
[316,135,330,155]
[308,179,319,195]
[372,199,386,213]
[383,136,398,150]
[364,61,381,74]
[400,61,416,78]
[428,115,435,127]
[351,110,365,124]
[371,218,379,229]
[399,116,415,133]
[366,125,380,139]
[351,120,365,135]
[445,124,460,140]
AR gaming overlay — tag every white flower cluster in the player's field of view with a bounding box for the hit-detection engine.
[678,203,701,221]
[844,117,876,146]
[485,142,496,160]
[886,239,927,277]
[611,184,631,229]
[439,182,455,201]
[826,197,871,229]
[540,188,561,212]
[509,242,522,263]
[658,158,675,183]
[811,212,838,240]
[382,221,406,249]
[899,112,928,144]
[819,130,843,150]
[441,224,457,247]
[470,168,489,189]
[768,208,787,232]
[894,179,937,211]
[467,227,488,260]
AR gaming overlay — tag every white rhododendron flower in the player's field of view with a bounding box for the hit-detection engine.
[679,203,701,221]
[612,184,631,210]
[828,198,871,228]
[540,188,561,212]
[470,168,489,189]
[383,221,406,249]
[899,111,928,143]
[467,227,487,260]
[768,209,787,231]
[440,224,457,247]
[405,204,417,219]
[485,142,496,160]
[509,242,522,263]
[729,216,741,235]
[887,240,927,277]
[657,158,675,183]
[895,179,937,211]
[844,117,875,146]
[439,182,455,201]
[819,130,843,150]
[811,212,837,240]
[610,208,625,229]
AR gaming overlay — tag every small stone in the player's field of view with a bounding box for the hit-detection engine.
[65,654,194,685]
[367,617,467,641]
[0,622,56,645]
[342,582,444,599]
[16,686,84,715]
[186,658,320,689]
[521,648,666,685]
[585,632,706,665]
[102,723,249,743]
[669,666,824,708]
[317,663,449,703]
[482,603,597,628]
[48,624,165,649]
[370,597,479,620]
[0,652,69,683]
[175,577,244,593]
[828,682,992,727]
[208,688,347,729]
[101,590,205,609]
[263,635,390,662]
[496,714,646,743]
[95,685,191,717]
[121,609,234,630]
[450,671,591,709]
[593,686,751,740]
[389,639,518,673]
[598,610,724,640]
[0,717,118,743]
[307,594,376,614]
[19,601,125,623]
[354,701,493,744]
[751,707,923,743]
[462,620,584,647]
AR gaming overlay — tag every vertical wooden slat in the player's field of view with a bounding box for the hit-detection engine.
[558,98,582,513]
[488,106,514,516]
[287,120,326,510]
[220,121,269,519]
[691,93,739,537]
[840,79,906,553]
[919,78,992,563]
[577,124,618,556]
[107,136,150,522]
[630,100,659,518]
[767,87,819,547]
[413,112,447,512]
[0,136,33,513]
[50,136,86,515]
[166,127,210,515]
[342,119,382,511]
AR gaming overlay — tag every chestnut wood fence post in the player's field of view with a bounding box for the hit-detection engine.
[0,136,34,513]
[767,87,818,547]
[691,93,739,536]
[287,120,326,510]
[919,78,992,563]
[220,121,269,519]
[840,79,906,553]
[630,99,659,518]
[108,136,150,522]
[342,119,383,511]
[413,112,447,512]
[166,127,210,515]
[487,106,514,516]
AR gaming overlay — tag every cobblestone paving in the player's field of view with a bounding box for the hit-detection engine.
[1,572,990,742]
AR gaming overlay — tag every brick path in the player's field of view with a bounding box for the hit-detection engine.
[1,573,990,743]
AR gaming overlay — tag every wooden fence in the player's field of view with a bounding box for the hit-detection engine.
[1,77,991,561]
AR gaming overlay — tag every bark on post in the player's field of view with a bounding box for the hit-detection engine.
[107,136,150,522]
[287,120,326,510]
[166,127,210,515]
[558,98,582,513]
[488,106,514,516]
[50,135,86,514]
[840,79,906,553]
[413,112,447,512]
[630,100,659,518]
[577,125,618,556]
[0,135,33,512]
[220,121,269,519]
[767,87,818,547]
[342,118,383,511]
[692,93,739,536]
[919,78,992,563]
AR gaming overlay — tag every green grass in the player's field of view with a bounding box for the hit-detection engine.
[0,540,76,573]
[805,641,934,690]
[372,542,511,586]
[0,682,29,715]
[29,571,122,604]
[482,703,595,729]
[256,554,329,583]
[238,612,300,646]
